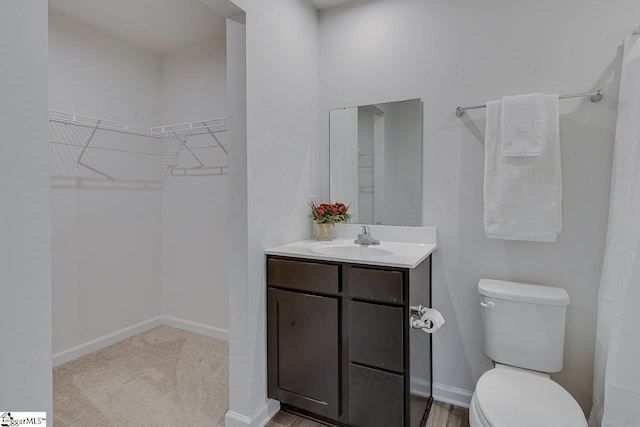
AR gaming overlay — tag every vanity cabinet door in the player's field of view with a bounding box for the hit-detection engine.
[349,363,404,427]
[267,288,339,419]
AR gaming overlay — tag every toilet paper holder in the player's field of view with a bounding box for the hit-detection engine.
[409,305,445,332]
[410,304,429,316]
[411,317,434,330]
[410,305,433,329]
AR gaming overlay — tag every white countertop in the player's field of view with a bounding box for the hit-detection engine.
[265,238,436,268]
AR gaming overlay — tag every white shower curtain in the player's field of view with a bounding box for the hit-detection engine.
[590,34,640,427]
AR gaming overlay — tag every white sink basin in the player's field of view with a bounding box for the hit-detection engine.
[309,242,395,257]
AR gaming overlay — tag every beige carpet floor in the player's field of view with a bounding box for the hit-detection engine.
[53,326,229,427]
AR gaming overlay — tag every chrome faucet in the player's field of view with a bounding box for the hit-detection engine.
[354,226,380,245]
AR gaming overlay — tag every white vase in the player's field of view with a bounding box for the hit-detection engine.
[315,222,334,241]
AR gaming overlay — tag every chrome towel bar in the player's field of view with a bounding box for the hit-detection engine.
[456,89,603,118]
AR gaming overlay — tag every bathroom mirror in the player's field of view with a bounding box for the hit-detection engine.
[330,98,422,226]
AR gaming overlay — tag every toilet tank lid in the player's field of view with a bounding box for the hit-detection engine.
[478,279,569,306]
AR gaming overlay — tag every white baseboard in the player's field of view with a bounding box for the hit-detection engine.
[162,315,229,342]
[52,316,164,367]
[411,377,472,409]
[225,411,252,426]
[433,382,473,408]
[53,315,228,367]
[225,399,280,427]
[259,399,281,427]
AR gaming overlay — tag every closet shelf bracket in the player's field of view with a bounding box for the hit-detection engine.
[171,129,204,169]
[203,122,228,155]
[75,120,114,180]
[76,120,100,166]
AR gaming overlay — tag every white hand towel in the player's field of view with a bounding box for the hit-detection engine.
[501,93,545,156]
[484,95,561,242]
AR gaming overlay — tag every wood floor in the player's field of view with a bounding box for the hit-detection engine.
[425,401,470,427]
[266,401,470,427]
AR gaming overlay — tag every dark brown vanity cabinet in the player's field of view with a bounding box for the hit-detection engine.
[267,258,341,418]
[267,255,432,427]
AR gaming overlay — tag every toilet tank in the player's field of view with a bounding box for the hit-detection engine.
[478,279,570,373]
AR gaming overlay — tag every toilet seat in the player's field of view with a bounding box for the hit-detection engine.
[472,366,587,427]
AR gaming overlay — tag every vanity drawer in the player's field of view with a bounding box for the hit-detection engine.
[267,258,339,294]
[349,300,404,373]
[349,363,404,427]
[349,267,404,304]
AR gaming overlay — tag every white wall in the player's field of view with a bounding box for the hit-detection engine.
[49,11,163,354]
[319,0,639,412]
[225,13,250,426]
[0,0,52,417]
[160,176,229,330]
[160,38,227,123]
[225,0,319,425]
[160,37,229,333]
[50,190,163,353]
[48,11,161,126]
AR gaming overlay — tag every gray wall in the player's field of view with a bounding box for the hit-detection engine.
[0,0,52,417]
[318,0,640,412]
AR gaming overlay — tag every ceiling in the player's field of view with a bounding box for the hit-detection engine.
[309,0,354,9]
[49,0,354,55]
[49,0,226,55]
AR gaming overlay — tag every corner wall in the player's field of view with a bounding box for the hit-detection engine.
[160,37,229,334]
[319,0,640,412]
[225,0,320,424]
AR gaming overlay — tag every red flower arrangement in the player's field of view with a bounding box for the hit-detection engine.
[310,202,352,224]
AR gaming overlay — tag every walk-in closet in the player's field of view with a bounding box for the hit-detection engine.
[48,0,230,422]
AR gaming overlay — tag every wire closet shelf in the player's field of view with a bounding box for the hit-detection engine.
[49,110,228,190]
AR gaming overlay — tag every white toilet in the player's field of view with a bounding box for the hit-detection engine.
[469,279,587,427]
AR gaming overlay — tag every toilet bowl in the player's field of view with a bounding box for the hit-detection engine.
[469,365,586,427]
[471,279,587,427]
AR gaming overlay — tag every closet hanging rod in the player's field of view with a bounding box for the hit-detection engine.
[455,89,603,118]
